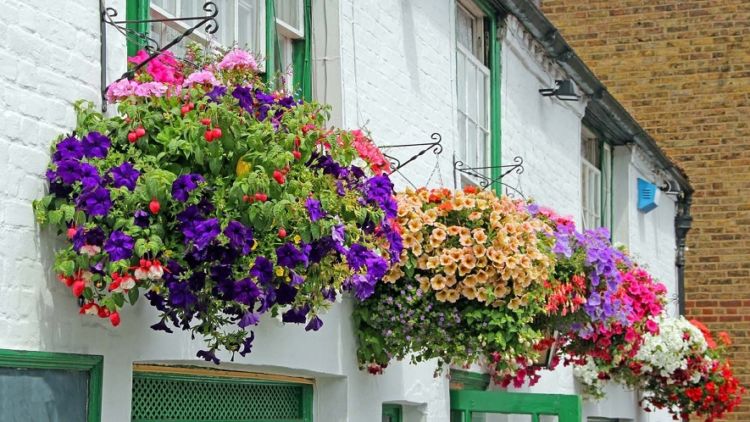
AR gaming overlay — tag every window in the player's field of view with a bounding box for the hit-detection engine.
[456,0,491,185]
[131,365,313,421]
[581,127,612,231]
[383,404,403,422]
[127,0,312,99]
[0,349,103,421]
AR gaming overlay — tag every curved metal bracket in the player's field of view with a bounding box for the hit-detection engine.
[99,1,219,111]
[453,155,525,189]
[381,132,444,173]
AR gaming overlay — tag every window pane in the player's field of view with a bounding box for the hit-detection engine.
[478,72,487,127]
[180,0,204,21]
[152,0,177,15]
[456,52,467,112]
[467,121,477,168]
[458,114,467,162]
[238,0,262,52]
[0,367,89,420]
[275,0,303,35]
[467,61,478,120]
[457,6,474,51]
[150,19,190,56]
[214,0,238,46]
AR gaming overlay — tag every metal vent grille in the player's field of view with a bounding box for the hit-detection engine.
[131,373,306,421]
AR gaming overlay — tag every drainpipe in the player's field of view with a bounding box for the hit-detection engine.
[675,191,693,316]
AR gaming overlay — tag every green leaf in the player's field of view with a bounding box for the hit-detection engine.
[55,259,75,276]
[48,210,63,226]
[113,293,125,308]
[134,238,148,256]
[128,288,139,305]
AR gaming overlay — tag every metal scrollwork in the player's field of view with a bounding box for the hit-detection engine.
[99,1,220,110]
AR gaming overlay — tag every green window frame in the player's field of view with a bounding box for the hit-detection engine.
[0,348,103,422]
[382,404,403,422]
[125,0,313,100]
[450,389,582,422]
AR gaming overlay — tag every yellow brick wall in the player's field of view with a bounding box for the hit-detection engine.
[542,1,750,419]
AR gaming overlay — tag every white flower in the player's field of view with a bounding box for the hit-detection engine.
[634,314,708,378]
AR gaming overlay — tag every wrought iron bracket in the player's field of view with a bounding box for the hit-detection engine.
[453,155,524,189]
[99,1,219,111]
[381,133,444,174]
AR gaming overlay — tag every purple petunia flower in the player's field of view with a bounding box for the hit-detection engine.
[250,256,274,284]
[224,220,254,255]
[238,312,260,328]
[232,86,254,112]
[196,349,220,364]
[289,271,304,286]
[56,159,82,185]
[78,187,112,216]
[53,136,84,162]
[305,197,326,222]
[365,254,388,282]
[275,283,298,305]
[346,244,370,270]
[281,305,309,324]
[150,319,174,333]
[206,85,227,102]
[78,162,102,190]
[239,332,255,357]
[172,174,205,202]
[169,281,197,310]
[104,230,134,261]
[181,216,220,251]
[72,227,106,252]
[81,131,111,159]
[350,274,375,300]
[234,277,261,306]
[110,162,140,191]
[321,287,336,303]
[276,243,307,268]
[133,209,149,228]
[305,316,323,331]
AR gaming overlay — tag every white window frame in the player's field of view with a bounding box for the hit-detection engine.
[274,0,305,90]
[456,0,491,187]
[581,126,612,232]
[149,0,267,70]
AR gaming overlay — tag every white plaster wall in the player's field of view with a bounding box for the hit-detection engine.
[499,17,586,221]
[0,1,680,421]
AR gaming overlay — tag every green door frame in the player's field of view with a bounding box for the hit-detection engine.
[382,403,403,422]
[450,389,582,422]
[0,348,104,422]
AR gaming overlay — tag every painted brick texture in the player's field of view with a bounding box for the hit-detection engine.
[542,1,750,418]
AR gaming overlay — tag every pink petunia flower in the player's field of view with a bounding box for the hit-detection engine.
[183,70,220,87]
[218,49,258,71]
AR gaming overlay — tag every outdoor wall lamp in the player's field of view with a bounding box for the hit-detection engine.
[539,79,580,101]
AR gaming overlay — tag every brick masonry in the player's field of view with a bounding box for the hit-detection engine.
[542,0,750,418]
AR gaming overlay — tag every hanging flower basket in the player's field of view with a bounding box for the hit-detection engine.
[354,187,559,386]
[33,47,402,362]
